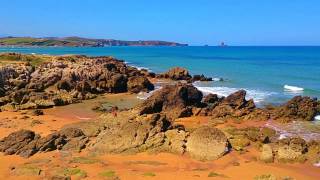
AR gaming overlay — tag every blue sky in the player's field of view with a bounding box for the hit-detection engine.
[1,0,319,45]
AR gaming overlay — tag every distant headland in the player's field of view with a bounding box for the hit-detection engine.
[0,36,188,47]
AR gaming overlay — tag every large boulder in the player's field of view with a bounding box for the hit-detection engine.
[127,76,154,93]
[210,90,256,118]
[0,130,37,155]
[260,144,274,163]
[272,96,319,122]
[0,128,88,157]
[276,137,308,163]
[186,126,228,161]
[160,67,192,81]
[106,74,128,93]
[136,84,203,120]
[92,114,173,154]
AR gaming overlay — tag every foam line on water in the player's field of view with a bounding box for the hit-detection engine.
[137,85,162,100]
[193,85,276,103]
[284,85,304,92]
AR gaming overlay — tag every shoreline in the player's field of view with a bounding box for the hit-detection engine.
[0,53,319,179]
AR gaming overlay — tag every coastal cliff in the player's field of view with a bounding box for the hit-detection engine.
[0,36,188,47]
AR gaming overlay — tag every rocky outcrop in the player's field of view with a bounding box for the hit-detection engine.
[0,54,155,111]
[186,126,228,161]
[136,84,203,120]
[158,67,192,81]
[271,96,319,122]
[157,67,212,82]
[192,74,212,81]
[260,144,274,163]
[127,76,154,93]
[0,128,88,157]
[276,137,308,163]
[91,113,187,155]
[203,90,256,118]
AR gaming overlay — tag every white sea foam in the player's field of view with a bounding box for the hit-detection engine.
[136,86,162,100]
[124,61,151,71]
[284,85,304,92]
[212,77,223,82]
[193,85,276,103]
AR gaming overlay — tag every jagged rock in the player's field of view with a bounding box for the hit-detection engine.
[159,67,192,81]
[107,74,128,93]
[136,84,203,120]
[29,109,44,116]
[0,130,36,155]
[192,74,212,81]
[56,79,74,91]
[210,90,256,118]
[260,144,274,163]
[228,135,250,151]
[0,54,154,110]
[0,128,88,158]
[186,126,228,161]
[272,96,319,122]
[161,129,188,154]
[202,93,221,104]
[92,114,171,154]
[127,76,154,93]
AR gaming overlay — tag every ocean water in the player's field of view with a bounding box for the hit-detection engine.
[1,46,320,106]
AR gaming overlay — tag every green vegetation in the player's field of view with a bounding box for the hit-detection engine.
[99,170,116,177]
[125,160,167,166]
[254,174,277,180]
[208,172,228,178]
[70,156,100,164]
[0,37,39,45]
[63,168,87,178]
[142,172,156,177]
[0,53,49,66]
[0,36,188,47]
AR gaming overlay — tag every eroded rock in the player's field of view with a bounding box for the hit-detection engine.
[136,84,203,120]
[186,126,228,161]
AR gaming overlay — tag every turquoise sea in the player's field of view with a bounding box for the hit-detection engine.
[1,46,320,106]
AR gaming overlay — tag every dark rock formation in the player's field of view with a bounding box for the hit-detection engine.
[0,128,88,157]
[271,96,319,122]
[0,54,155,111]
[208,90,256,118]
[202,93,221,104]
[136,84,203,120]
[158,67,192,81]
[192,74,212,81]
[127,76,154,93]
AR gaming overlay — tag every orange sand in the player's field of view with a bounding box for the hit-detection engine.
[0,94,319,179]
